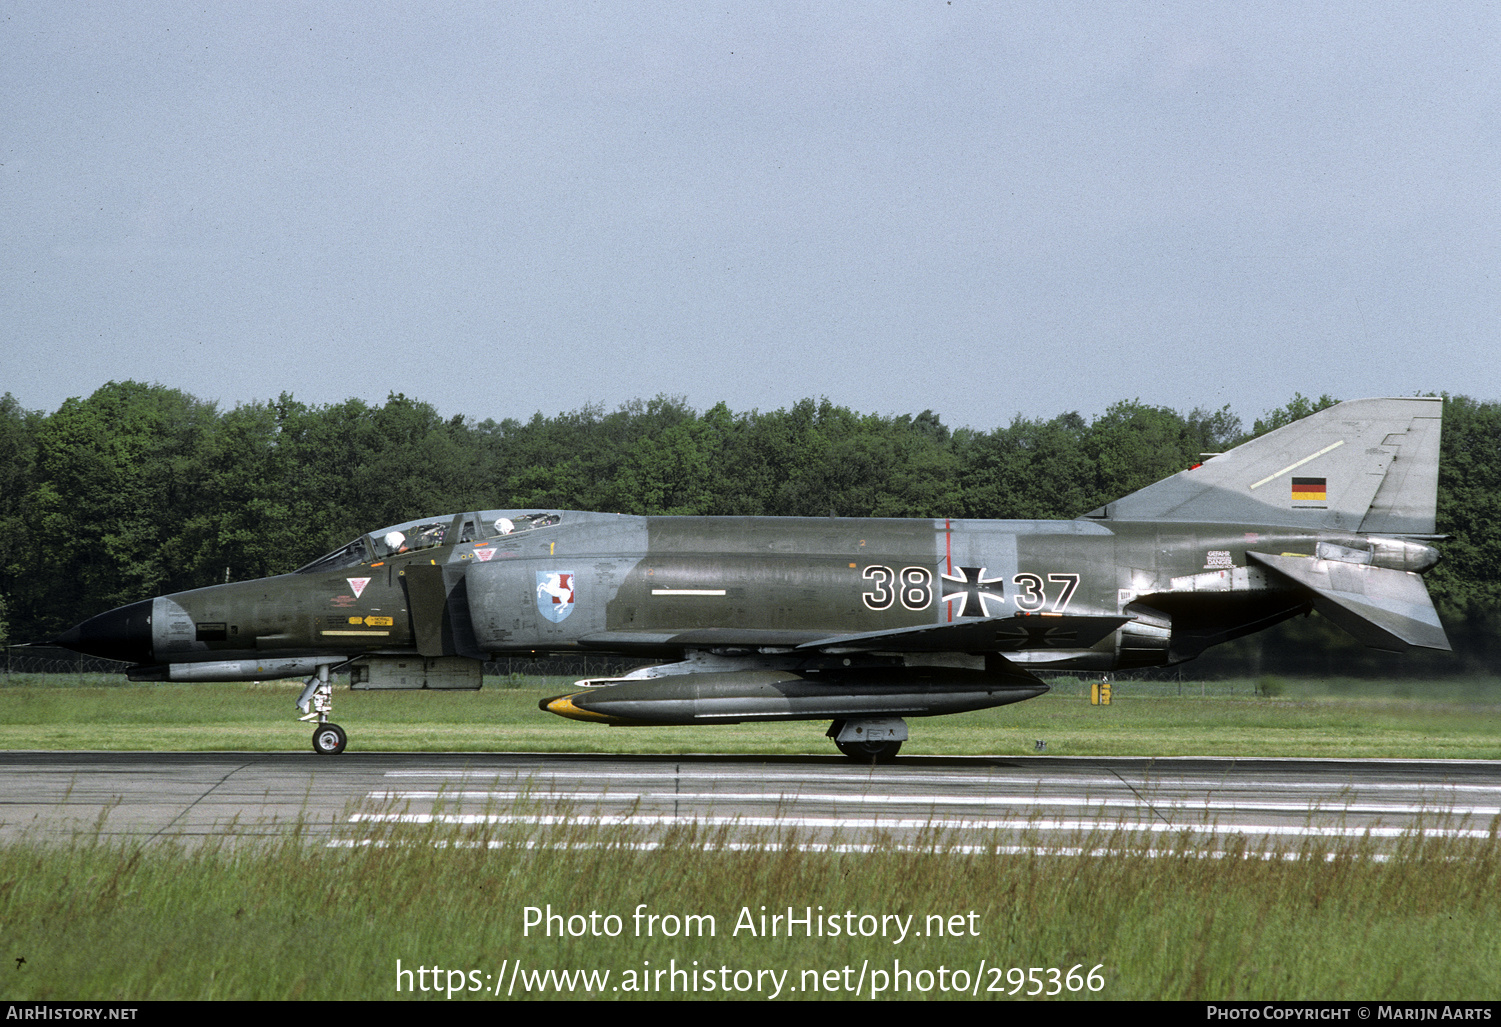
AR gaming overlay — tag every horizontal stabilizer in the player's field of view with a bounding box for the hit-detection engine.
[797,614,1129,653]
[1247,551,1451,653]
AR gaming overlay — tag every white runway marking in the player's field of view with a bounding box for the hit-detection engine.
[348,811,1496,841]
[327,838,1406,860]
[2,752,1495,856]
[382,767,1501,794]
[364,788,1501,818]
[343,757,1501,856]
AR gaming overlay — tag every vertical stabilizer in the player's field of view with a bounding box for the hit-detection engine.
[1086,397,1442,531]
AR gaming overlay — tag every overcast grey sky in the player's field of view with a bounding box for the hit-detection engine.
[3,2,1497,430]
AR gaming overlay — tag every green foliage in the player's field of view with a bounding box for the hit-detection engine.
[3,382,1500,674]
[20,382,218,636]
[1257,675,1286,697]
[956,411,1094,518]
[1251,392,1339,436]
[1430,395,1501,609]
[0,395,38,598]
[1088,400,1227,508]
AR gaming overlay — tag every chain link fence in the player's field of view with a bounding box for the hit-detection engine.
[483,654,656,678]
[2,645,130,676]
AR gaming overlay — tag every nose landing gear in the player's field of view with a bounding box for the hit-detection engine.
[297,664,348,755]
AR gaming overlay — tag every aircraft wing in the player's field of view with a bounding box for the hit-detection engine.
[575,614,1128,655]
[794,614,1130,653]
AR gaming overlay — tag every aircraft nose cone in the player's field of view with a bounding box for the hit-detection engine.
[55,599,154,664]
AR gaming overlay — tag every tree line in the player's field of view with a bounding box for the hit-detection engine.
[2,382,1497,674]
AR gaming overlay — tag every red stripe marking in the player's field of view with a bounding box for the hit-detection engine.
[945,519,953,623]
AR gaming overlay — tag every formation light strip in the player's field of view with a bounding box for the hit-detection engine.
[1250,440,1344,490]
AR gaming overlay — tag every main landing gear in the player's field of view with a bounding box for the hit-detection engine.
[828,717,907,764]
[834,737,903,762]
[297,664,348,755]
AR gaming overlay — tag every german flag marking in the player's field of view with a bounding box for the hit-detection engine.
[1291,477,1327,502]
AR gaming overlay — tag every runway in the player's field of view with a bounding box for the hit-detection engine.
[2,751,1498,854]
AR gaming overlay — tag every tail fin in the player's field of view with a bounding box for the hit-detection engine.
[1085,397,1442,532]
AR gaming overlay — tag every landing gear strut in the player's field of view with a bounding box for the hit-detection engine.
[828,717,907,764]
[297,664,347,755]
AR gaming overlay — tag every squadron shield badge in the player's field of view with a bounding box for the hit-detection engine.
[536,571,576,623]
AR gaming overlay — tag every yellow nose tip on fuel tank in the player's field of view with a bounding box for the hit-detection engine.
[540,693,625,724]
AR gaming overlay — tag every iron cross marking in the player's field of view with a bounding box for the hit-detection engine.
[941,566,1007,618]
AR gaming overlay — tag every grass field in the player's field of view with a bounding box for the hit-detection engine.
[2,815,1498,1000]
[0,672,1498,759]
[2,673,1499,1001]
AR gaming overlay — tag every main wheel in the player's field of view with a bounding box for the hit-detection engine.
[833,738,902,763]
[312,722,347,755]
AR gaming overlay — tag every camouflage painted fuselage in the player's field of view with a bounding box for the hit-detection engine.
[94,512,1392,675]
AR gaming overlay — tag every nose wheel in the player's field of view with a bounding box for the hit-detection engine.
[312,722,348,756]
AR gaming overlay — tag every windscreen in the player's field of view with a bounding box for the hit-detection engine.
[295,511,564,573]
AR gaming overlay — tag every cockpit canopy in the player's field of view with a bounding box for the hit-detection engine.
[294,511,562,575]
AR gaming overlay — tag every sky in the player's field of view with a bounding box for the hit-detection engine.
[3,2,1497,432]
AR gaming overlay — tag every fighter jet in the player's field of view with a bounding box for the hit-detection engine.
[56,397,1449,760]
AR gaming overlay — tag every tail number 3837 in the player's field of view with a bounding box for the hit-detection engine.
[862,567,1080,614]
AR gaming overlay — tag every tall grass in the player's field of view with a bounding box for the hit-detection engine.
[3,803,1498,1000]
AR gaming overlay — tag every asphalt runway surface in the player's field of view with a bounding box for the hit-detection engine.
[4,751,1499,854]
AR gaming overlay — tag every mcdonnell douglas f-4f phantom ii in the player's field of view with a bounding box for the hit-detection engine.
[57,397,1450,760]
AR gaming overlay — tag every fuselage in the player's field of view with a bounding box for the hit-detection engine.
[59,509,1424,677]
